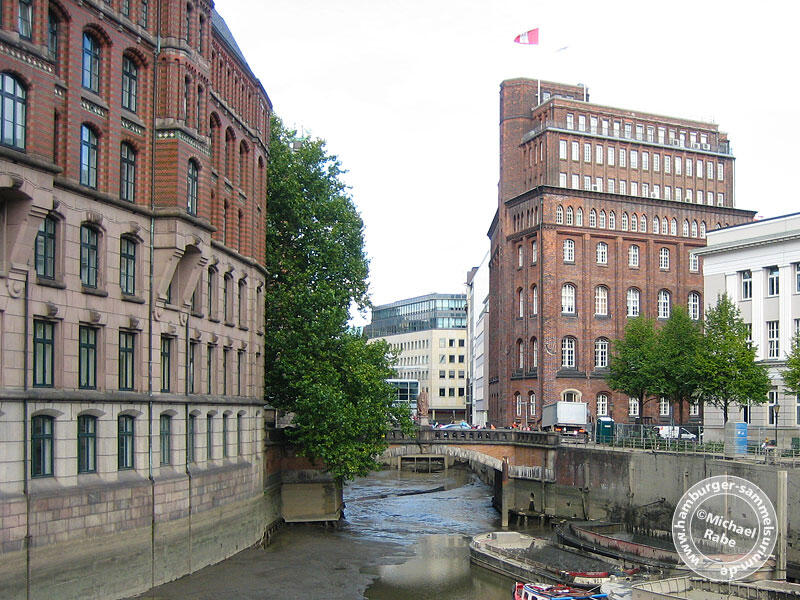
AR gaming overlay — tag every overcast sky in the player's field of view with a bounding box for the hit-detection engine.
[220,0,799,317]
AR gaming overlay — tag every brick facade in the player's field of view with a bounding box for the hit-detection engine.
[488,78,756,428]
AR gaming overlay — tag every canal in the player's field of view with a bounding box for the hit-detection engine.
[133,466,519,599]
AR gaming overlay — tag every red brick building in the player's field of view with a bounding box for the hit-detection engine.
[487,78,755,428]
[0,1,274,597]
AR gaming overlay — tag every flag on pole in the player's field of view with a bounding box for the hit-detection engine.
[514,28,539,45]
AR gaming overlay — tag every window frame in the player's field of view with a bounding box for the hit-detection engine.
[77,414,97,473]
[118,414,135,470]
[119,331,135,391]
[35,216,56,279]
[121,55,138,112]
[187,160,199,215]
[33,319,55,387]
[80,224,99,288]
[160,414,171,466]
[78,325,98,389]
[80,124,99,188]
[81,33,101,93]
[120,237,136,295]
[561,283,576,315]
[0,73,27,150]
[120,142,136,201]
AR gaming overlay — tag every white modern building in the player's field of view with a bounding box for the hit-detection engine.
[696,213,800,445]
[467,252,490,427]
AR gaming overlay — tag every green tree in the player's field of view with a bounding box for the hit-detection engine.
[653,306,703,424]
[265,116,412,480]
[783,331,800,397]
[696,294,770,424]
[608,316,659,420]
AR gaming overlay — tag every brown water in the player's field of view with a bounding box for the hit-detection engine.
[133,467,524,599]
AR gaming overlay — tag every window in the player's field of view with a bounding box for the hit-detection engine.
[640,214,646,231]
[689,252,699,272]
[139,0,149,27]
[559,139,567,159]
[697,190,705,206]
[659,247,670,270]
[222,348,229,394]
[659,397,670,417]
[627,288,640,317]
[517,288,524,318]
[630,150,638,169]
[561,337,576,369]
[796,263,800,293]
[80,125,98,188]
[768,321,780,359]
[118,415,134,470]
[658,290,671,319]
[583,143,591,163]
[571,141,579,161]
[691,221,698,238]
[642,152,649,170]
[595,338,609,368]
[555,205,563,224]
[33,320,54,387]
[237,350,243,395]
[653,153,660,172]
[77,415,97,473]
[608,179,615,194]
[686,159,693,177]
[530,338,538,368]
[82,33,101,93]
[187,160,199,215]
[561,283,576,314]
[571,174,579,189]
[589,209,596,228]
[120,142,136,201]
[670,218,677,235]
[707,161,714,179]
[120,237,136,295]
[121,56,138,112]
[566,206,573,225]
[206,344,214,393]
[529,392,536,416]
[160,336,171,392]
[621,213,628,231]
[619,148,626,167]
[32,415,54,477]
[530,285,538,315]
[185,2,193,43]
[35,216,56,279]
[576,208,583,226]
[595,144,603,164]
[531,240,537,263]
[78,326,97,389]
[608,146,615,166]
[595,286,608,316]
[688,292,701,320]
[222,413,229,458]
[223,273,233,322]
[206,414,214,460]
[652,217,659,234]
[566,113,574,129]
[517,339,524,370]
[47,12,59,62]
[559,172,567,187]
[119,331,135,390]
[629,397,639,417]
[629,212,637,231]
[160,415,172,465]
[238,279,247,326]
[80,225,99,287]
[121,0,130,16]
[768,389,779,425]
[593,394,607,417]
[596,242,607,265]
[189,341,197,394]
[628,245,639,267]
[515,392,522,417]
[578,115,586,131]
[767,266,779,296]
[18,0,33,39]
[599,210,606,228]
[608,212,615,229]
[237,412,243,456]
[700,222,706,238]
[563,239,574,262]
[0,73,27,150]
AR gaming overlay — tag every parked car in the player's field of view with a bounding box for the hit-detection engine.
[440,422,472,430]
[655,426,697,440]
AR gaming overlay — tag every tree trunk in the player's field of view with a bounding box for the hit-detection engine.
[722,403,728,425]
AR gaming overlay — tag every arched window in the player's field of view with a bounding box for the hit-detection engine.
[563,239,575,262]
[82,33,101,93]
[238,278,247,326]
[596,393,608,417]
[515,392,522,417]
[608,211,616,230]
[599,210,606,228]
[630,213,638,232]
[594,338,609,368]
[628,244,639,267]
[640,214,647,232]
[659,247,670,270]
[561,337,576,369]
[670,218,677,236]
[517,244,523,267]
[80,124,99,188]
[556,205,563,224]
[0,73,27,150]
[120,143,136,201]
[239,140,249,189]
[652,216,659,234]
[530,337,538,368]
[529,391,537,416]
[517,339,524,370]
[589,209,597,228]
[662,217,668,234]
[700,222,706,238]
[621,212,629,231]
[565,206,573,225]
[596,242,608,265]
[517,288,524,318]
[48,11,60,64]
[691,221,698,238]
[576,208,583,226]
[185,3,194,44]
[595,286,608,316]
[627,288,640,317]
[187,160,199,215]
[683,220,689,237]
[561,283,576,314]
[658,290,671,319]
[688,292,701,320]
[121,55,138,112]
[530,285,538,316]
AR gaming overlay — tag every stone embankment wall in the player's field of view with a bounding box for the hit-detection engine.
[0,443,284,600]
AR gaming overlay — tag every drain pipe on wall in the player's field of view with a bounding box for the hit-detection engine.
[22,270,30,600]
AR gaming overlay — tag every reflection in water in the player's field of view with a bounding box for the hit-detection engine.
[349,468,518,600]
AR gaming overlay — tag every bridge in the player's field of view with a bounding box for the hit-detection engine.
[382,427,800,577]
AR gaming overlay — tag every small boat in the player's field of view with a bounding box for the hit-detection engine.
[513,582,608,600]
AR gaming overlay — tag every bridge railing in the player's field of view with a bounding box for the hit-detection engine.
[385,427,560,446]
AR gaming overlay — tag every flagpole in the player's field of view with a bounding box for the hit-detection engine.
[537,79,541,106]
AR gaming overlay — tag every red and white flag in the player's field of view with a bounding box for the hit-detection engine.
[514,28,539,45]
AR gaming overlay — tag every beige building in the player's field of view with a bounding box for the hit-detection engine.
[364,293,469,423]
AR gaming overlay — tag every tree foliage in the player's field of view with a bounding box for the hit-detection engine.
[652,306,704,424]
[784,332,800,397]
[265,116,412,480]
[696,294,770,424]
[607,316,659,418]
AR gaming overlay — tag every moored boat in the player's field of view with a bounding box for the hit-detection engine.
[513,581,608,599]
